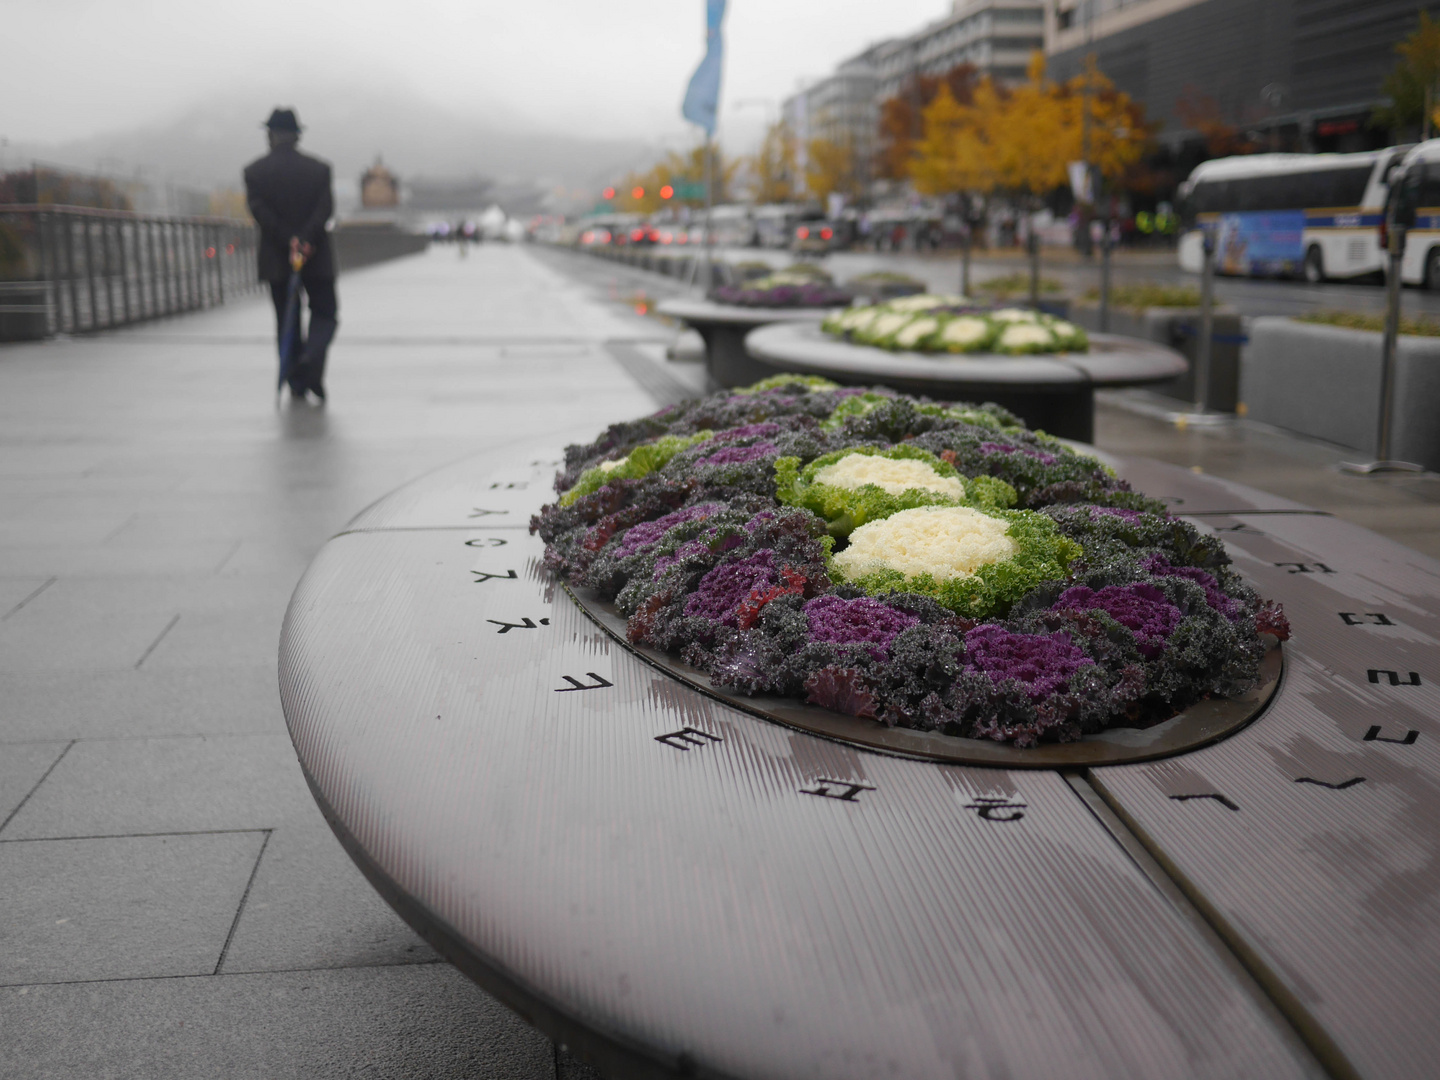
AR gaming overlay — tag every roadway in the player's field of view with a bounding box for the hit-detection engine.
[678,244,1440,320]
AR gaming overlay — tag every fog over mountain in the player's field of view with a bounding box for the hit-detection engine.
[7,83,661,210]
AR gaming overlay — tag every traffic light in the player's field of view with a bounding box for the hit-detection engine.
[632,186,645,199]
[602,186,616,200]
[660,185,674,200]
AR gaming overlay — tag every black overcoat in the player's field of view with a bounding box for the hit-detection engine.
[243,145,336,281]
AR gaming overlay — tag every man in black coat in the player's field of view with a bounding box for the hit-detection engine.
[243,108,337,402]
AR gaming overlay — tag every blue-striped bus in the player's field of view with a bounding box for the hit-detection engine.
[1177,149,1410,282]
[1379,138,1440,287]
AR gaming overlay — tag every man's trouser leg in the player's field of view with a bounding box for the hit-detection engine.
[269,279,309,395]
[297,275,338,395]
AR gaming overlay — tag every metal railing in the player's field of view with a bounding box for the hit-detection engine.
[0,204,260,337]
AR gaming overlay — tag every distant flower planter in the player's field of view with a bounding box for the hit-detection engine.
[744,321,1188,442]
[823,296,1089,355]
[709,271,854,309]
[657,296,846,388]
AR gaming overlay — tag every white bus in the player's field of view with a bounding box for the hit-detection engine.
[1177,149,1410,282]
[1379,138,1440,287]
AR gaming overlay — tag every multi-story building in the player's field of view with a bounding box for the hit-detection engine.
[1045,0,1440,153]
[874,0,1046,103]
[783,41,890,161]
[780,1,1045,195]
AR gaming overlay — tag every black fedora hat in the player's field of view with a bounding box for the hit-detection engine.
[264,108,302,133]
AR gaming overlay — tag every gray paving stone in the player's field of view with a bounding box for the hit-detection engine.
[0,591,182,673]
[0,963,556,1080]
[140,607,287,670]
[0,665,284,741]
[0,740,69,825]
[0,501,140,547]
[0,248,722,1074]
[0,831,264,984]
[0,540,250,579]
[1,735,312,839]
[1094,394,1440,558]
[220,808,437,974]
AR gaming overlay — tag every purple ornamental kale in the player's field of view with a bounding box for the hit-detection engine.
[1143,554,1242,620]
[710,422,785,443]
[804,595,920,661]
[654,533,745,578]
[614,502,726,557]
[1090,506,1145,521]
[979,441,1057,465]
[804,666,879,719]
[1055,583,1182,659]
[695,442,778,467]
[710,283,855,308]
[963,624,1095,701]
[683,549,778,625]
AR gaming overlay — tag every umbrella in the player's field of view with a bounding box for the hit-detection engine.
[275,251,306,399]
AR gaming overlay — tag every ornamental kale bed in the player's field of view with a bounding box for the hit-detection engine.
[709,271,855,309]
[531,375,1287,747]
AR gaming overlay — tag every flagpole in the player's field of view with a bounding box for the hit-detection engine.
[703,136,714,291]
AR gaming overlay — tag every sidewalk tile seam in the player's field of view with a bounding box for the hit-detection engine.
[133,613,180,669]
[214,829,272,975]
[0,827,270,844]
[212,539,244,575]
[1,957,449,991]
[0,740,74,835]
[2,577,57,620]
[0,732,288,747]
[101,514,138,544]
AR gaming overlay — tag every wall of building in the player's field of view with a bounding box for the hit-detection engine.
[875,0,1045,102]
[1047,0,1440,150]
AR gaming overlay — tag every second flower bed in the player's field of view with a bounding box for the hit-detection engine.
[823,295,1089,355]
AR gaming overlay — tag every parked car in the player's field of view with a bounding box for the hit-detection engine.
[792,219,848,254]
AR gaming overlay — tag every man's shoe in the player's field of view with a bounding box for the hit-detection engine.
[309,381,326,404]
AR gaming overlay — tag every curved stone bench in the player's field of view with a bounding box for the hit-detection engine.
[656,298,839,389]
[745,322,1189,441]
[281,437,1440,1079]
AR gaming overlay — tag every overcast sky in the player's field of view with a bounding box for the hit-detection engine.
[2,0,947,152]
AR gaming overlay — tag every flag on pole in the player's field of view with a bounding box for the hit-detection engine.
[681,0,726,135]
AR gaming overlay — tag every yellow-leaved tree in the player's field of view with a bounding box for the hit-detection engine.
[805,138,862,204]
[747,121,796,204]
[910,82,993,197]
[1061,56,1151,187]
[908,52,1150,208]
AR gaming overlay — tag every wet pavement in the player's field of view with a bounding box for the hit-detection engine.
[1,242,1437,1078]
[0,245,672,1080]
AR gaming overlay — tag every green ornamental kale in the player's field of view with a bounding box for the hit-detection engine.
[559,431,714,507]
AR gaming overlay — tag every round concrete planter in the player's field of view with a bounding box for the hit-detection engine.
[280,434,1440,1080]
[656,297,842,388]
[745,322,1188,441]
